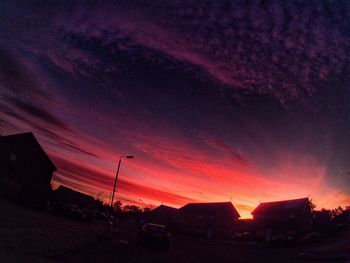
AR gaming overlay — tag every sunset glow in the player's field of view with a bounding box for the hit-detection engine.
[1,1,350,219]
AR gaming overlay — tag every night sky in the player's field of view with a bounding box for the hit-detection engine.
[1,1,350,218]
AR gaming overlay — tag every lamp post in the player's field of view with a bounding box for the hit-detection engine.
[110,155,134,208]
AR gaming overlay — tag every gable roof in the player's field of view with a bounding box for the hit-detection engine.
[54,185,97,208]
[179,202,240,219]
[151,205,178,215]
[251,198,310,215]
[0,132,56,170]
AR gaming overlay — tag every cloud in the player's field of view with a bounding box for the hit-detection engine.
[2,1,349,106]
[0,45,49,99]
[4,95,70,130]
[197,133,251,167]
[47,1,350,105]
[0,0,350,216]
[0,94,99,160]
[52,154,196,206]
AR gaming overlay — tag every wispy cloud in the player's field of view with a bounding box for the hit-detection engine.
[0,0,350,217]
[4,95,70,130]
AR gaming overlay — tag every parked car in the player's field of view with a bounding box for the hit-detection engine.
[270,234,295,248]
[335,223,347,232]
[138,223,171,250]
[230,232,255,241]
[298,232,322,244]
[53,203,92,222]
[229,232,242,240]
[94,211,108,220]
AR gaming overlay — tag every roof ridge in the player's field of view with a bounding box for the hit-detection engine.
[259,197,308,204]
[0,132,57,170]
[251,198,310,215]
[186,201,232,205]
[0,132,33,139]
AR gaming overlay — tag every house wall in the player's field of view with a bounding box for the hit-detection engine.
[0,163,22,201]
[145,209,177,230]
[176,210,237,239]
[214,209,237,237]
[253,208,312,238]
[0,138,54,207]
[53,187,99,210]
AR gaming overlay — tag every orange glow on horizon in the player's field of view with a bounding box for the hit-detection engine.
[2,113,349,219]
[46,129,350,219]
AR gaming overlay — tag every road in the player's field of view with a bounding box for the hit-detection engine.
[46,222,350,263]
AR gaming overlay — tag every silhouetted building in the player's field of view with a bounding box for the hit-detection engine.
[225,218,277,241]
[251,197,312,240]
[144,205,178,229]
[176,202,240,239]
[236,218,255,231]
[53,185,98,210]
[0,132,56,207]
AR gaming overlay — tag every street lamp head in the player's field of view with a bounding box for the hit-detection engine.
[120,155,134,160]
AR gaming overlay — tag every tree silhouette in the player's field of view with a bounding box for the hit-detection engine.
[331,206,344,218]
[309,198,317,214]
[143,207,151,213]
[113,200,123,212]
[123,205,141,213]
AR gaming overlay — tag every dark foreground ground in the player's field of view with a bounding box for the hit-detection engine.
[47,221,350,263]
[1,198,349,263]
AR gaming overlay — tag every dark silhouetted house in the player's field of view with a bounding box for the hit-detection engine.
[176,202,240,239]
[236,218,255,231]
[251,197,312,240]
[53,185,98,210]
[0,132,56,207]
[144,205,178,230]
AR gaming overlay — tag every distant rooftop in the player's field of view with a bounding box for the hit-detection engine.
[151,204,178,212]
[251,197,309,215]
[179,202,240,219]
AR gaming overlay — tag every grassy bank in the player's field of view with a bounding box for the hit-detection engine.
[0,198,102,262]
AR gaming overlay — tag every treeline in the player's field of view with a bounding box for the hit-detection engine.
[94,199,151,217]
[310,199,349,236]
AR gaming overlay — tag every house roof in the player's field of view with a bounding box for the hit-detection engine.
[0,132,57,170]
[251,198,310,215]
[55,185,94,200]
[54,185,97,208]
[179,202,240,219]
[151,205,178,215]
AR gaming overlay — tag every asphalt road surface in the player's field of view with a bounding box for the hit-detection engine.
[47,222,350,263]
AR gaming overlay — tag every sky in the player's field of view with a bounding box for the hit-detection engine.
[1,0,350,218]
